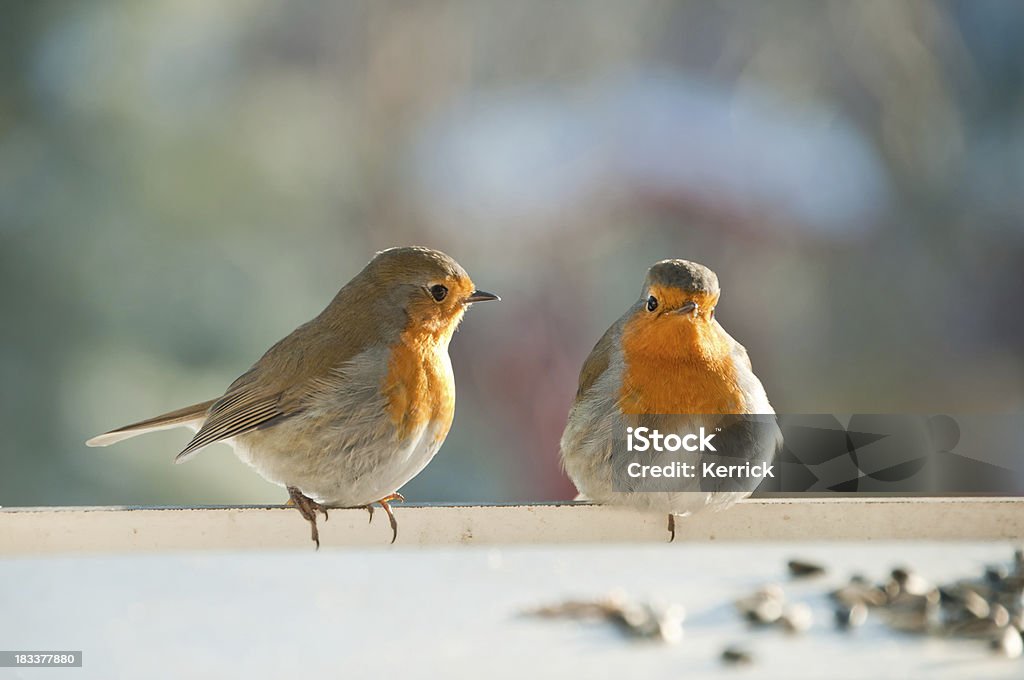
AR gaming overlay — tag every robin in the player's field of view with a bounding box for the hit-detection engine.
[88,246,499,548]
[560,259,780,539]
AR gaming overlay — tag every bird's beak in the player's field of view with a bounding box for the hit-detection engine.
[676,301,698,316]
[465,290,500,304]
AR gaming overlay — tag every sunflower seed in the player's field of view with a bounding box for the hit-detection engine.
[961,589,991,620]
[991,627,1024,659]
[787,559,826,578]
[835,602,868,630]
[888,568,932,598]
[832,582,888,608]
[721,646,753,665]
[781,603,813,633]
[990,604,1011,628]
[946,617,1002,639]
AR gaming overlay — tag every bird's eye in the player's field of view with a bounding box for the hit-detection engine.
[429,284,449,302]
[646,295,658,312]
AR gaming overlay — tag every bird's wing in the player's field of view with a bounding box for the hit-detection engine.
[174,313,383,462]
[174,382,287,462]
[575,315,626,401]
[731,338,754,372]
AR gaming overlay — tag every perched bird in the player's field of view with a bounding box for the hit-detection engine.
[88,246,499,547]
[560,259,780,539]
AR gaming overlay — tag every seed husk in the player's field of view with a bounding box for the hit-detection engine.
[787,559,826,579]
[884,589,941,634]
[990,604,1011,628]
[888,568,932,598]
[946,617,1002,639]
[961,589,991,620]
[742,598,784,625]
[721,645,753,665]
[835,602,868,630]
[736,584,786,625]
[525,593,684,644]
[832,582,888,608]
[986,564,1010,585]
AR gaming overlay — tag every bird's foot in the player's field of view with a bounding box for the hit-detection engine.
[287,486,330,550]
[667,514,676,543]
[363,493,404,543]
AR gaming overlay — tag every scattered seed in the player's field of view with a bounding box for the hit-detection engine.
[736,585,786,626]
[990,604,1010,628]
[1000,575,1024,593]
[787,559,826,578]
[986,564,1009,584]
[525,547,1024,657]
[525,593,685,644]
[835,602,868,630]
[781,603,813,634]
[758,584,785,601]
[883,589,942,634]
[991,627,1024,659]
[744,598,784,625]
[832,582,888,608]
[888,568,932,597]
[721,645,753,665]
[961,589,991,620]
[946,617,1002,639]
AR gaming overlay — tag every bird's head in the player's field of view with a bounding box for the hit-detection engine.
[623,259,722,358]
[362,246,499,341]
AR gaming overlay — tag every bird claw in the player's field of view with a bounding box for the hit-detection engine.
[289,489,402,546]
[667,514,676,543]
[381,500,399,544]
[364,493,403,543]
[287,486,330,550]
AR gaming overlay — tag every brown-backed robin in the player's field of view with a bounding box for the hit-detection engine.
[560,259,779,539]
[88,246,499,547]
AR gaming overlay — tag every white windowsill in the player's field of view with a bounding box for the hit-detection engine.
[1,497,1021,554]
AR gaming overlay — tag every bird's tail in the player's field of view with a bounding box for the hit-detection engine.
[86,399,215,447]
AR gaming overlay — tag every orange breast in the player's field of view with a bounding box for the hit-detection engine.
[618,316,745,415]
[382,328,456,442]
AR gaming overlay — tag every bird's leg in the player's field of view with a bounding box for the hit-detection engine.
[362,493,404,525]
[368,492,405,544]
[667,514,676,543]
[287,486,329,550]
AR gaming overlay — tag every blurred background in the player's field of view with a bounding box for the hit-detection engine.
[1,0,1022,507]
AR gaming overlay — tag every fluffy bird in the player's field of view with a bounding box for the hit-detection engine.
[88,247,499,547]
[560,259,780,539]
